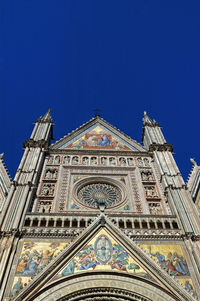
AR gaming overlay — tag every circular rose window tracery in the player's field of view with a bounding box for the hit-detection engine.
[76,181,123,209]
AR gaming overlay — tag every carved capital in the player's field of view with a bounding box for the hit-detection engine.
[149,143,173,152]
[23,139,49,149]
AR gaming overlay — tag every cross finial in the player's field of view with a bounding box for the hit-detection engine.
[94,109,100,117]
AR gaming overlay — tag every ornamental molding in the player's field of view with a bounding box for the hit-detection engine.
[59,287,151,301]
[47,148,152,157]
[149,144,173,152]
[23,139,49,149]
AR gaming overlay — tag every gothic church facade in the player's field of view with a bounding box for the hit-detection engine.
[0,111,199,301]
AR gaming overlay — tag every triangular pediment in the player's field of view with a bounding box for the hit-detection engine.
[51,117,146,152]
[51,228,152,282]
[12,215,196,301]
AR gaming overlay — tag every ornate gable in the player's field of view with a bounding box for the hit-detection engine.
[51,116,146,152]
[52,228,151,281]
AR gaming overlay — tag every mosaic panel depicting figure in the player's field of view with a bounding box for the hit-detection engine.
[56,230,151,280]
[11,241,69,297]
[140,244,190,276]
[140,243,198,296]
[65,126,133,150]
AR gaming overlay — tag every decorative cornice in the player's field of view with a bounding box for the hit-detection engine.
[46,149,151,157]
[23,139,49,149]
[149,143,173,152]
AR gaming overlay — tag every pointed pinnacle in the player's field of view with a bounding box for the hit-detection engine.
[143,111,154,126]
[41,109,53,122]
[190,158,197,166]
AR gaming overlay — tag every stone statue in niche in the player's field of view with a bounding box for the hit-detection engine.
[45,170,52,179]
[39,202,51,213]
[127,158,134,166]
[91,157,97,165]
[144,158,150,167]
[72,156,79,165]
[47,156,53,164]
[63,156,70,164]
[144,186,158,198]
[54,156,60,164]
[101,157,107,165]
[109,157,116,166]
[41,184,49,195]
[119,157,126,166]
[82,157,89,165]
[141,171,154,181]
[53,170,58,179]
[49,184,55,195]
[137,157,143,167]
[45,169,58,179]
[149,203,162,215]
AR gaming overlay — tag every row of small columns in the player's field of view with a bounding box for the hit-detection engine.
[114,218,179,230]
[24,216,179,230]
[24,217,93,228]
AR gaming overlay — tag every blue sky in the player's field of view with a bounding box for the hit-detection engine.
[1,0,200,179]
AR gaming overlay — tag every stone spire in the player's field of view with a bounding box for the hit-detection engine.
[27,109,53,145]
[143,111,155,126]
[142,112,168,150]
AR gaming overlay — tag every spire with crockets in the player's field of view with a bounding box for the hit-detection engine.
[142,111,167,150]
[28,109,53,144]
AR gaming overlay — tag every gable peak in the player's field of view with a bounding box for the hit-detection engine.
[51,115,146,152]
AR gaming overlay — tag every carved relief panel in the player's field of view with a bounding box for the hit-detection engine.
[32,154,168,216]
[46,154,136,167]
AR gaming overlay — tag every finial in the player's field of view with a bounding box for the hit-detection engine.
[94,109,100,117]
[144,111,147,116]
[190,158,197,166]
[0,153,4,159]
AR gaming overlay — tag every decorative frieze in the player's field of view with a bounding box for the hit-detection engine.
[46,154,136,167]
[129,171,142,213]
[136,157,151,167]
[58,169,70,212]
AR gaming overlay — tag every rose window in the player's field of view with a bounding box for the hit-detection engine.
[77,183,122,209]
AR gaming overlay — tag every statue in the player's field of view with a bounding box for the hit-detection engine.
[82,157,89,165]
[91,157,97,165]
[119,157,126,166]
[55,156,60,164]
[63,156,70,164]
[101,157,107,165]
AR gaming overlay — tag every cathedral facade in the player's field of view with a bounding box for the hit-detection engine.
[0,111,199,301]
